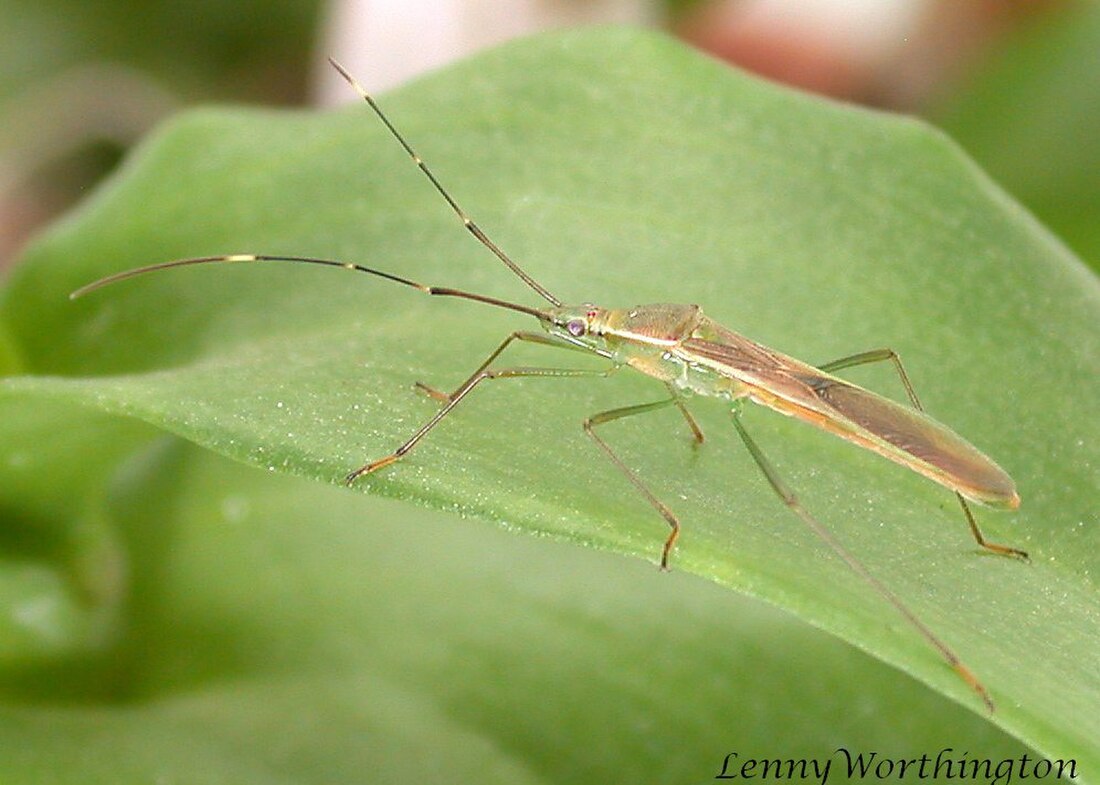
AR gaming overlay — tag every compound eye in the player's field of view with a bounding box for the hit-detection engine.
[566,318,587,337]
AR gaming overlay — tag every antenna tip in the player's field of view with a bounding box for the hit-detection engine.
[328,57,350,81]
[69,282,98,300]
[327,57,369,99]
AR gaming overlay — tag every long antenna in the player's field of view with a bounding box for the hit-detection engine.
[327,57,563,307]
[69,253,551,322]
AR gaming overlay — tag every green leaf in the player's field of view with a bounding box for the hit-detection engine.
[1,28,1097,778]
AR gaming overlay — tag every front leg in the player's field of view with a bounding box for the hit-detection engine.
[346,332,615,483]
[414,331,595,402]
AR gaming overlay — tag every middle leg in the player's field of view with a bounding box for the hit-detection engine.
[583,395,702,569]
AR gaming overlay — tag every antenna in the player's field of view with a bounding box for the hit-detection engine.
[327,58,563,307]
[70,253,551,322]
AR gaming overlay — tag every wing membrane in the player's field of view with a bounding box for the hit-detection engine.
[679,332,1018,507]
[803,375,1018,507]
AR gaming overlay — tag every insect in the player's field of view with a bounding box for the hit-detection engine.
[72,59,1027,711]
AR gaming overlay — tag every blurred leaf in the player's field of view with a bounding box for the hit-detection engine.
[0,0,323,102]
[931,0,1100,270]
[1,28,1098,779]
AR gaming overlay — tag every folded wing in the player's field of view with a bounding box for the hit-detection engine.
[681,333,1018,508]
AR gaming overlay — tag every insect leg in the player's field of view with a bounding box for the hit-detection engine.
[817,348,922,405]
[415,331,597,402]
[818,348,1027,561]
[345,332,615,483]
[666,382,705,445]
[729,410,995,712]
[583,397,688,570]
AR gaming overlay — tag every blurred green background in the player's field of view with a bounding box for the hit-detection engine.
[2,0,1098,272]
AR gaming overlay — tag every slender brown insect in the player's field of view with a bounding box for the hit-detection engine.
[72,59,1027,711]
